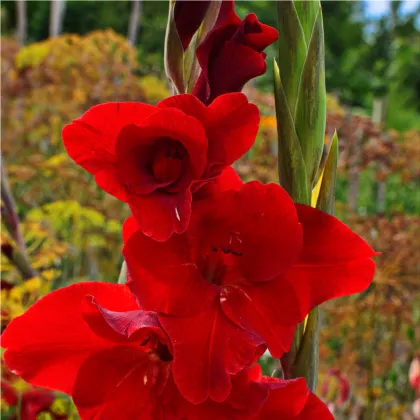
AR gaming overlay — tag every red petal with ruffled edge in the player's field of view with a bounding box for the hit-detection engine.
[1,282,138,394]
[284,204,377,320]
[159,93,259,180]
[62,102,156,200]
[159,300,265,404]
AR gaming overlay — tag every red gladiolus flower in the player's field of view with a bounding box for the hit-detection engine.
[123,181,377,403]
[62,93,259,241]
[1,282,177,419]
[193,6,278,103]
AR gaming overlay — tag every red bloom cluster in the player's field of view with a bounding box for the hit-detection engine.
[1,94,375,417]
[1,2,376,419]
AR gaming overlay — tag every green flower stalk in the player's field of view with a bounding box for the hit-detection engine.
[275,0,330,390]
[275,0,326,201]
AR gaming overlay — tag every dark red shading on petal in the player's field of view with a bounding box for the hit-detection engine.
[174,1,211,50]
[1,282,138,394]
[62,102,156,196]
[159,301,265,404]
[74,346,169,420]
[124,230,218,316]
[214,0,236,28]
[207,41,267,99]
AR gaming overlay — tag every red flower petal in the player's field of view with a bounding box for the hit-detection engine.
[283,204,377,319]
[62,102,156,198]
[116,108,208,192]
[122,216,139,244]
[124,230,218,316]
[82,296,165,344]
[295,204,378,263]
[164,366,267,420]
[159,300,265,404]
[126,190,192,242]
[160,92,259,179]
[158,94,207,124]
[284,259,376,321]
[295,392,334,420]
[1,282,138,394]
[73,346,168,420]
[174,1,211,50]
[192,182,302,282]
[193,165,243,199]
[256,377,309,420]
[221,281,297,358]
[205,93,259,173]
[94,168,127,202]
[232,14,279,52]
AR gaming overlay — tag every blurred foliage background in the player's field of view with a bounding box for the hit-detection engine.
[1,1,419,419]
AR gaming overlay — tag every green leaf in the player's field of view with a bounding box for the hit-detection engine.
[164,0,185,93]
[316,131,338,214]
[273,59,310,204]
[294,6,326,185]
